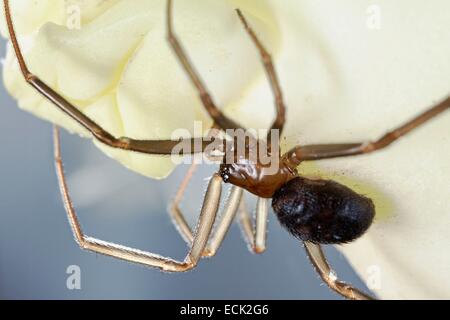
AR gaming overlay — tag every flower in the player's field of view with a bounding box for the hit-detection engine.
[1,0,281,177]
[2,0,450,299]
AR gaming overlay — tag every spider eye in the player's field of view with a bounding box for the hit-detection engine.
[271,177,375,244]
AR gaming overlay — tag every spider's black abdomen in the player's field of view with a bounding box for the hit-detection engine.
[272,177,375,244]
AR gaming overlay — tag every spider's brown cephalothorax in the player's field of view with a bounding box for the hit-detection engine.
[219,157,298,199]
[272,177,375,244]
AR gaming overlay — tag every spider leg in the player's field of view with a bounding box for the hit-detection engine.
[254,198,269,253]
[237,196,255,250]
[169,162,198,245]
[169,164,244,257]
[235,9,286,136]
[204,186,243,256]
[237,195,269,254]
[54,126,222,271]
[169,123,235,255]
[167,0,243,131]
[286,95,450,162]
[304,242,375,300]
[3,0,214,155]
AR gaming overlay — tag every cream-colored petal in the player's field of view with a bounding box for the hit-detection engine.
[64,0,122,25]
[3,33,87,135]
[2,0,279,178]
[0,0,119,37]
[111,0,279,178]
[3,0,449,299]
[235,0,450,299]
[0,0,64,37]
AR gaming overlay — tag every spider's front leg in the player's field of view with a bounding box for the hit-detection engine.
[166,0,241,131]
[3,0,212,156]
[167,0,287,135]
[54,127,222,272]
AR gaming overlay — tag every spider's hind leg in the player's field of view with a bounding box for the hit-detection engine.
[304,242,375,300]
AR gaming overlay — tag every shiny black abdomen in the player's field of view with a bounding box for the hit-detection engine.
[272,177,375,244]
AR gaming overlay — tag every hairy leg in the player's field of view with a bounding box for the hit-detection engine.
[54,127,222,271]
[169,165,244,257]
[237,195,269,254]
[304,242,374,300]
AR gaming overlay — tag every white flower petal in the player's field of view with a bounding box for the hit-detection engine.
[2,0,280,178]
[2,0,450,299]
[237,0,450,299]
[0,0,63,36]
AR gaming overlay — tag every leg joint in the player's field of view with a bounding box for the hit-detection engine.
[253,246,266,254]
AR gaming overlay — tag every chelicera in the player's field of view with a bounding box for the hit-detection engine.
[3,0,449,300]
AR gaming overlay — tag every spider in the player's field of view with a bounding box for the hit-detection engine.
[3,0,450,300]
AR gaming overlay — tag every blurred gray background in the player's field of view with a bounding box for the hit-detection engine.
[0,37,371,300]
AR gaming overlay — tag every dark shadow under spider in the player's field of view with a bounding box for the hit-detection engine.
[3,0,450,300]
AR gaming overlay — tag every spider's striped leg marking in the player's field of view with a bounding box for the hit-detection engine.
[54,126,221,272]
[287,95,450,162]
[304,242,375,300]
[237,195,269,254]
